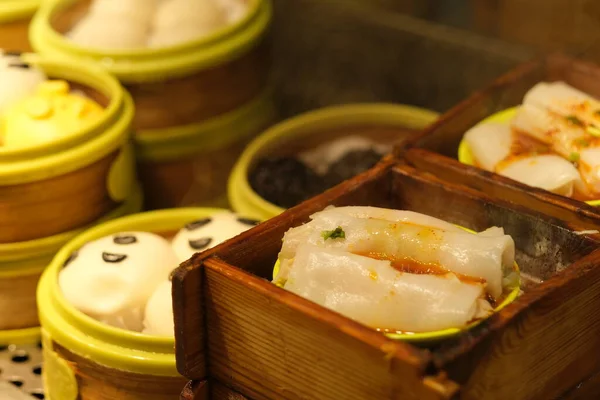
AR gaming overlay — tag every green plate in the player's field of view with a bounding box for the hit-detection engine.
[457,107,600,207]
[272,225,521,342]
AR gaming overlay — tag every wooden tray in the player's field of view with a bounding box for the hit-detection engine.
[181,379,250,400]
[398,54,600,216]
[172,156,600,399]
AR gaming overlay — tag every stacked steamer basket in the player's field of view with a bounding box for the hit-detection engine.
[30,0,274,210]
[228,103,439,220]
[37,208,257,400]
[0,53,140,346]
[171,54,600,400]
[0,0,39,52]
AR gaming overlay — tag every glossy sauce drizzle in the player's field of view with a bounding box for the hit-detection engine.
[353,251,503,334]
[353,251,486,286]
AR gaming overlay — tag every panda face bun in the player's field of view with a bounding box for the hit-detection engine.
[171,211,259,263]
[58,231,179,331]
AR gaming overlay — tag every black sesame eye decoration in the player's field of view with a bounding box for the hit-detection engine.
[102,252,128,263]
[237,217,260,226]
[188,237,212,250]
[113,234,137,245]
[184,218,212,231]
[8,62,30,69]
[64,251,79,267]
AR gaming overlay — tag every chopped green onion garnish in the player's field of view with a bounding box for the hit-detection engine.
[569,152,581,162]
[566,115,584,126]
[588,125,600,137]
[322,227,346,240]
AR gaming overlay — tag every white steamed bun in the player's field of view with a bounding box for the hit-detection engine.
[59,231,179,331]
[142,280,174,336]
[172,211,259,263]
[67,15,148,49]
[0,53,46,115]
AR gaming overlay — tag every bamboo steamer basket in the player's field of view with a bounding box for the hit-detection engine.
[30,0,273,208]
[0,188,142,345]
[228,103,439,220]
[0,54,137,243]
[37,208,231,400]
[136,88,276,209]
[0,0,40,52]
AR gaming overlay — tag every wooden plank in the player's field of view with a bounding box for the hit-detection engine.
[172,265,207,379]
[203,258,456,400]
[180,380,209,400]
[180,380,251,400]
[561,370,600,400]
[402,150,600,231]
[437,249,600,400]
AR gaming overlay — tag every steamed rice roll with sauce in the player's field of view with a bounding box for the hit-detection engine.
[460,81,600,201]
[512,84,600,198]
[523,81,600,129]
[511,103,588,158]
[310,206,466,232]
[284,245,492,333]
[496,154,582,197]
[464,122,582,195]
[463,123,512,171]
[277,206,515,300]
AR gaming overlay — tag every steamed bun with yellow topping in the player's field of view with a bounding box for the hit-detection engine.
[2,80,104,149]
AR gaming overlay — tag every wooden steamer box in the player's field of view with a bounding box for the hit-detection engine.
[400,54,600,225]
[173,139,600,399]
[181,380,250,400]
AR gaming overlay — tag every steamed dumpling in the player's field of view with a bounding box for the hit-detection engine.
[67,15,149,49]
[59,232,179,331]
[148,0,228,47]
[90,0,161,23]
[143,280,174,336]
[172,211,259,262]
[215,0,249,23]
[148,26,219,48]
[152,0,227,31]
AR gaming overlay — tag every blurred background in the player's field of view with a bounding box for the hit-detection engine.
[270,0,599,116]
